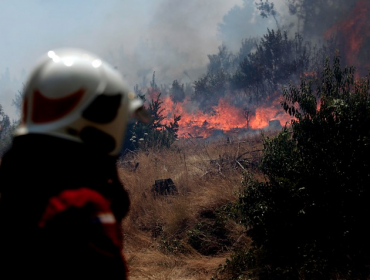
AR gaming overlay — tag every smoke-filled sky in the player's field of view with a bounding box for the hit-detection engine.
[1,0,247,79]
[0,0,288,119]
[2,0,364,118]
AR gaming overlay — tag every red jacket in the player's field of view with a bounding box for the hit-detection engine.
[36,187,128,279]
[0,135,130,279]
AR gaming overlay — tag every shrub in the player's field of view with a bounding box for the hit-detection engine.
[215,55,370,279]
[187,208,233,256]
[122,92,181,153]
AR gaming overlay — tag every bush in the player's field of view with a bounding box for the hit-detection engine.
[122,92,181,153]
[187,208,233,256]
[215,55,370,279]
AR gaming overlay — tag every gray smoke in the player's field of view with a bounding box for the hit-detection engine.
[0,0,367,121]
[0,0,242,119]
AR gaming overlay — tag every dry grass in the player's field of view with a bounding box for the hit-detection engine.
[118,133,267,279]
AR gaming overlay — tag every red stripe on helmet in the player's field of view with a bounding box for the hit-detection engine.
[32,88,85,123]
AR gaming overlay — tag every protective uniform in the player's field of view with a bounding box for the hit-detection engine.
[0,49,147,279]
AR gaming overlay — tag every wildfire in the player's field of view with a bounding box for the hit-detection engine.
[155,93,293,138]
[324,0,370,73]
[302,72,317,78]
[135,2,370,140]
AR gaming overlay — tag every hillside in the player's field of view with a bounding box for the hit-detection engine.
[118,132,269,279]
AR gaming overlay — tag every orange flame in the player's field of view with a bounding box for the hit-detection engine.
[155,93,293,138]
[324,0,370,72]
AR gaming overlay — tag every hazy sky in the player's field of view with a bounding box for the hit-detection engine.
[0,0,246,80]
[1,0,255,118]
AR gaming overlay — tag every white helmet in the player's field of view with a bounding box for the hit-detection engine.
[16,48,147,156]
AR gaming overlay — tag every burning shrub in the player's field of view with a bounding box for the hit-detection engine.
[214,55,370,279]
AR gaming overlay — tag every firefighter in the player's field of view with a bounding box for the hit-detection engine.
[0,48,147,278]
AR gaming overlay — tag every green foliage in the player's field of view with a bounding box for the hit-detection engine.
[192,29,330,112]
[215,55,370,279]
[124,92,181,152]
[211,247,261,280]
[193,69,230,110]
[192,29,324,113]
[121,71,181,153]
[192,45,233,110]
[187,207,233,256]
[236,38,259,65]
[158,237,185,255]
[232,30,312,103]
[256,0,279,29]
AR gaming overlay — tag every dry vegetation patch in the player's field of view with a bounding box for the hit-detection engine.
[119,133,266,279]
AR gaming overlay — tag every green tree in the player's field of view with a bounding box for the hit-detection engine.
[192,45,233,111]
[214,55,370,279]
[192,69,229,111]
[170,80,185,103]
[235,37,259,66]
[256,0,280,29]
[231,29,312,103]
[123,92,181,153]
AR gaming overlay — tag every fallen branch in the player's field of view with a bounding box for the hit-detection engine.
[235,160,245,170]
